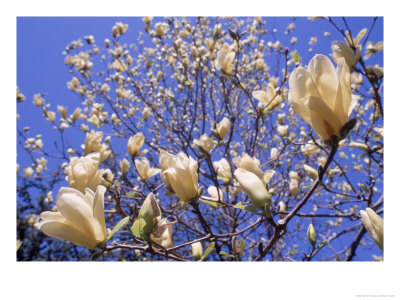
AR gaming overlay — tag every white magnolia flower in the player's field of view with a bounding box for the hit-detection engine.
[38,185,107,250]
[135,157,161,182]
[215,43,235,75]
[289,54,355,141]
[192,241,203,260]
[215,117,230,140]
[331,28,366,69]
[84,130,111,163]
[162,152,199,203]
[213,158,232,182]
[233,153,263,182]
[66,153,104,193]
[193,133,217,155]
[360,208,383,250]
[234,168,270,209]
[128,132,146,157]
[252,83,283,110]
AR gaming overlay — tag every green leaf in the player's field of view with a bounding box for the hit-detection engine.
[125,192,137,198]
[289,249,298,255]
[107,216,130,241]
[239,239,246,253]
[200,199,219,208]
[219,251,235,258]
[291,50,301,63]
[318,241,328,248]
[130,218,147,239]
[233,202,259,214]
[199,242,215,261]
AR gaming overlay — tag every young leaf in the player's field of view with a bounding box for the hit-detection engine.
[107,216,130,241]
[130,218,147,239]
[199,242,215,261]
[219,251,235,258]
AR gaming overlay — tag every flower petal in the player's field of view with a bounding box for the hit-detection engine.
[38,212,98,249]
[307,96,342,137]
[307,54,338,112]
[289,67,321,103]
[92,185,107,242]
[56,187,97,242]
[334,57,352,124]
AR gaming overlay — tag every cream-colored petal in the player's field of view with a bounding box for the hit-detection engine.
[148,168,161,179]
[354,28,367,46]
[334,57,352,124]
[252,91,268,104]
[289,67,321,103]
[39,218,98,250]
[309,113,331,141]
[290,94,313,126]
[92,185,107,242]
[307,96,342,137]
[56,187,97,242]
[307,54,338,111]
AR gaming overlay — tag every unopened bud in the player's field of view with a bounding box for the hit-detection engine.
[307,224,316,246]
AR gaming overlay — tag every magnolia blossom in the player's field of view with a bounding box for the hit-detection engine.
[304,164,318,181]
[301,141,320,156]
[278,201,287,218]
[37,185,107,250]
[193,133,217,155]
[364,41,383,60]
[252,83,283,110]
[57,105,68,119]
[120,158,130,175]
[128,132,145,157]
[207,186,223,202]
[289,54,355,141]
[234,168,270,209]
[307,224,317,246]
[277,125,289,137]
[192,241,203,260]
[213,158,232,182]
[289,171,300,196]
[161,152,199,203]
[154,22,169,37]
[360,208,383,250]
[215,43,235,75]
[84,130,111,163]
[135,157,161,182]
[214,117,230,140]
[331,28,366,69]
[66,153,103,193]
[233,153,263,182]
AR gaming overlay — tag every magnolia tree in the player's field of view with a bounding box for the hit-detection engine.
[17,17,383,261]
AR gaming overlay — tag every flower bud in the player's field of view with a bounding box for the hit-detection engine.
[193,133,217,155]
[360,208,383,250]
[215,117,230,140]
[307,224,316,246]
[192,241,203,261]
[162,152,199,203]
[278,201,286,218]
[234,168,271,209]
[304,164,318,181]
[128,132,145,157]
[120,158,130,175]
[213,158,232,182]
